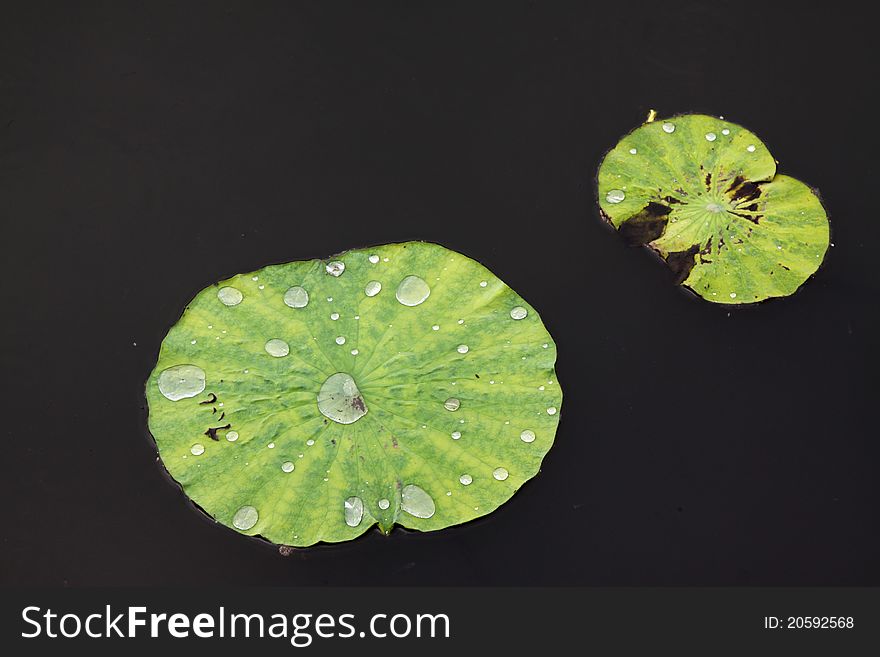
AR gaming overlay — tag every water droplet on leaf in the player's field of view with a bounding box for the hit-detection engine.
[401,484,435,518]
[317,373,368,424]
[217,287,243,306]
[232,505,258,531]
[158,365,206,401]
[283,286,309,308]
[365,281,382,297]
[606,189,626,204]
[395,275,431,306]
[265,339,290,357]
[326,261,345,277]
[344,496,364,526]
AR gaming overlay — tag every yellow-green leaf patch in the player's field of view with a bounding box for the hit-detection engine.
[597,114,830,304]
[146,242,562,547]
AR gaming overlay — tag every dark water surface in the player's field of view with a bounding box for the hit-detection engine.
[2,1,877,585]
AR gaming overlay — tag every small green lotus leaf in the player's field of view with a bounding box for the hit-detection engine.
[597,114,830,303]
[146,242,561,547]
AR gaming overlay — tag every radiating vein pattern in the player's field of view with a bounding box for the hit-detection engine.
[146,242,562,546]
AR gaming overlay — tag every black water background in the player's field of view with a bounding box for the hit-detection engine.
[1,0,877,585]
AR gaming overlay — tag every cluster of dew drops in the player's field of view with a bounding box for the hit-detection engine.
[156,250,559,537]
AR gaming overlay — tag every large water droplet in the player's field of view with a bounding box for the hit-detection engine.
[606,189,626,204]
[158,364,206,401]
[364,281,382,297]
[510,306,528,320]
[317,372,368,424]
[401,484,435,519]
[335,336,346,345]
[377,498,390,510]
[456,344,469,354]
[217,286,243,306]
[493,467,509,481]
[281,461,295,473]
[395,275,431,306]
[344,496,364,527]
[444,397,461,412]
[459,474,473,486]
[190,443,205,456]
[326,261,345,277]
[520,429,536,443]
[368,254,380,264]
[283,286,309,308]
[662,122,675,133]
[232,505,258,531]
[705,132,717,142]
[226,431,239,442]
[451,431,461,440]
[265,339,290,357]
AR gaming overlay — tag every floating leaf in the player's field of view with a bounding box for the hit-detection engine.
[146,242,561,547]
[597,113,830,303]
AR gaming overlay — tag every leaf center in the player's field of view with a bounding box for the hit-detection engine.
[317,373,368,425]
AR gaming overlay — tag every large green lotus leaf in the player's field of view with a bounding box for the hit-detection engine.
[146,242,561,547]
[597,114,830,303]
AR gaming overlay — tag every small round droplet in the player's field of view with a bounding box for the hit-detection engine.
[547,406,557,415]
[606,189,626,204]
[281,461,295,473]
[493,467,509,481]
[306,439,315,446]
[456,344,469,354]
[157,364,206,401]
[520,429,536,443]
[226,431,239,442]
[395,275,431,306]
[344,496,364,527]
[265,339,290,357]
[190,443,205,456]
[364,281,382,297]
[444,397,461,412]
[479,281,487,287]
[350,349,359,355]
[459,474,473,486]
[451,431,461,440]
[721,128,730,135]
[662,122,675,133]
[432,325,440,331]
[730,292,737,299]
[368,255,380,264]
[401,484,435,519]
[629,148,637,155]
[217,286,243,306]
[283,286,309,308]
[335,336,346,345]
[377,498,390,510]
[510,306,528,320]
[326,261,345,277]
[267,442,275,449]
[705,132,717,142]
[330,312,340,320]
[747,144,756,152]
[232,505,258,531]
